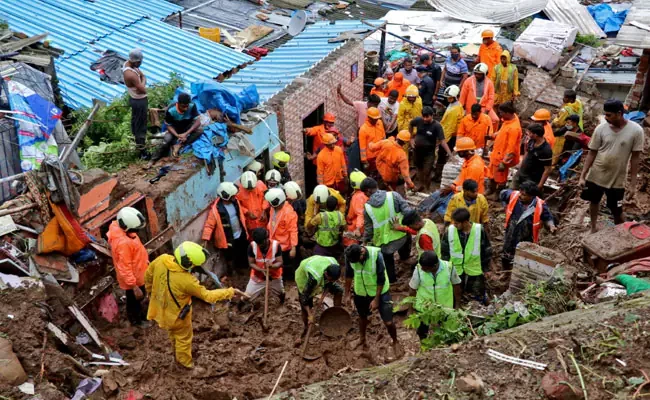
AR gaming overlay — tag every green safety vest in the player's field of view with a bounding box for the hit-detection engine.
[350,246,389,297]
[416,219,441,258]
[414,261,454,311]
[315,211,344,247]
[494,63,517,93]
[448,223,482,276]
[364,192,406,247]
[295,255,338,295]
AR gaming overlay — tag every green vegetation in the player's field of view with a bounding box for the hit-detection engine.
[575,33,603,47]
[72,73,183,171]
[501,17,533,41]
[0,20,8,30]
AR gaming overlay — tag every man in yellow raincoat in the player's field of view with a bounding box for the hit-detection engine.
[145,241,246,370]
[492,50,519,107]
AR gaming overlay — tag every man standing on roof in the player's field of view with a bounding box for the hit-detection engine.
[493,50,519,107]
[477,30,503,81]
[123,48,149,160]
[236,171,269,232]
[369,131,415,195]
[457,104,493,151]
[266,188,299,279]
[459,63,498,131]
[359,107,386,173]
[317,133,348,193]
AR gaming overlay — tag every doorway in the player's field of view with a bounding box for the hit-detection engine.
[302,103,324,195]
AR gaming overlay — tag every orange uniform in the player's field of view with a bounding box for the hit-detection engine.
[268,202,298,251]
[317,146,348,187]
[344,190,368,246]
[453,154,488,193]
[457,113,493,149]
[236,181,269,231]
[478,40,503,81]
[459,76,499,130]
[370,87,387,98]
[359,119,386,163]
[305,125,343,154]
[106,221,149,290]
[369,137,414,188]
[488,115,522,184]
[202,198,248,249]
[386,73,411,101]
[542,123,555,148]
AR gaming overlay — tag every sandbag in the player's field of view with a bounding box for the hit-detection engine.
[0,337,27,385]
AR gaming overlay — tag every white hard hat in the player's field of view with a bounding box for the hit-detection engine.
[117,207,146,231]
[246,160,263,173]
[474,63,488,74]
[264,188,286,207]
[240,171,258,190]
[444,85,460,98]
[313,185,330,204]
[265,169,281,183]
[217,182,238,200]
[283,181,302,200]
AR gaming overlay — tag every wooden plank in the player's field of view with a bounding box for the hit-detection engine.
[0,33,49,53]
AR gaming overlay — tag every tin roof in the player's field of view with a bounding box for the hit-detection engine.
[1,0,254,109]
[222,20,384,102]
[424,0,548,25]
[615,0,650,49]
[544,0,606,38]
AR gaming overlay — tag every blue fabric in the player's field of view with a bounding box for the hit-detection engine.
[625,111,646,123]
[190,80,259,124]
[418,190,454,219]
[588,4,628,33]
[559,149,582,182]
[185,122,229,162]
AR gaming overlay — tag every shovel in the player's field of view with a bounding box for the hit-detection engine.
[301,291,327,361]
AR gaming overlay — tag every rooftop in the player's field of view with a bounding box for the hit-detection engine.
[615,0,650,49]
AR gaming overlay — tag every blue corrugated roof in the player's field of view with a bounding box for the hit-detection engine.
[1,0,254,109]
[222,20,384,102]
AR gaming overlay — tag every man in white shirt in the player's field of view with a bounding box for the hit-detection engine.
[378,90,400,137]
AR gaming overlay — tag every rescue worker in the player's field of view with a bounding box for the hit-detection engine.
[387,71,410,101]
[370,77,388,98]
[272,151,292,184]
[450,137,487,194]
[265,169,282,189]
[361,177,412,284]
[246,160,264,181]
[410,107,452,192]
[305,185,346,229]
[245,228,284,301]
[236,171,269,232]
[369,130,415,195]
[493,50,519,106]
[531,108,556,149]
[397,84,423,133]
[392,209,441,257]
[202,182,248,279]
[501,181,556,274]
[145,241,246,370]
[266,188,299,279]
[552,89,584,130]
[307,196,345,257]
[317,133,348,193]
[445,179,489,226]
[107,207,149,327]
[441,208,492,304]
[344,170,368,246]
[284,181,307,259]
[304,113,342,162]
[408,251,462,340]
[359,107,386,173]
[435,85,464,182]
[459,63,498,131]
[476,30,503,81]
[487,102,522,197]
[296,257,342,338]
[344,244,401,357]
[457,103,493,150]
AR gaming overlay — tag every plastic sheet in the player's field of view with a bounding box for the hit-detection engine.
[190,80,259,124]
[588,4,628,34]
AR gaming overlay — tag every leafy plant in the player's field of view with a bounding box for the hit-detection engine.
[575,33,602,48]
[0,20,8,30]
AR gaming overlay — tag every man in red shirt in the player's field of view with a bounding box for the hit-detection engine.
[392,210,441,258]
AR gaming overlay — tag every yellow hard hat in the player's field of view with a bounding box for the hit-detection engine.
[405,84,419,97]
[174,241,209,270]
[349,169,367,190]
[272,151,291,168]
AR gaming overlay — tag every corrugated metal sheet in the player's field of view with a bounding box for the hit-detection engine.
[0,0,254,109]
[544,0,606,38]
[320,1,390,22]
[222,20,384,102]
[615,0,650,49]
[425,0,548,24]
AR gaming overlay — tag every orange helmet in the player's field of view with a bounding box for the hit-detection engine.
[374,77,385,86]
[322,133,337,145]
[481,29,494,39]
[396,130,411,141]
[323,113,336,123]
[454,136,476,152]
[367,107,381,119]
[531,109,551,121]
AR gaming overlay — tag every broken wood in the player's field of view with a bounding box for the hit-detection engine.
[226,121,253,134]
[144,225,176,254]
[68,305,111,356]
[62,354,93,377]
[0,32,49,53]
[47,323,93,357]
[0,202,37,217]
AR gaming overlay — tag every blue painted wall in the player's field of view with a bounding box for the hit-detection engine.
[164,113,280,227]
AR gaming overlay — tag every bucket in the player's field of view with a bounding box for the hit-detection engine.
[199,27,221,43]
[366,50,379,63]
[319,307,352,338]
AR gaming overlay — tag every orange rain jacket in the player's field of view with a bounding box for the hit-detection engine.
[106,221,149,290]
[268,202,298,251]
[386,73,411,101]
[457,112,493,149]
[478,40,503,81]
[459,76,499,131]
[359,118,386,162]
[344,190,368,246]
[370,137,414,188]
[202,198,248,249]
[489,114,522,167]
[453,154,488,194]
[370,87,387,98]
[542,123,556,148]
[317,145,348,186]
[305,125,343,154]
[236,181,269,231]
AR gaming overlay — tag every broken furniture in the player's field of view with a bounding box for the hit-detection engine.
[509,242,568,294]
[583,222,650,274]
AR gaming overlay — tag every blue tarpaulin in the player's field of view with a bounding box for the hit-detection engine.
[187,122,229,162]
[190,81,259,124]
[588,4,628,34]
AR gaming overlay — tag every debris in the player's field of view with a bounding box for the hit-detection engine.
[0,215,18,236]
[486,349,547,370]
[256,13,270,21]
[0,32,49,54]
[544,0,606,38]
[514,19,578,70]
[0,337,28,385]
[456,373,484,393]
[509,242,567,294]
[97,293,119,323]
[68,305,110,354]
[17,381,35,395]
[70,377,102,400]
[583,222,650,273]
[267,360,289,400]
[541,372,583,400]
[424,0,546,24]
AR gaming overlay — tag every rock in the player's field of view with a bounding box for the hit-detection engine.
[450,343,461,352]
[0,337,27,385]
[457,373,484,393]
[547,339,566,348]
[541,372,583,400]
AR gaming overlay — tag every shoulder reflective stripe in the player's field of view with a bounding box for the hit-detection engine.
[448,226,463,259]
[386,192,396,218]
[471,223,481,256]
[364,203,381,228]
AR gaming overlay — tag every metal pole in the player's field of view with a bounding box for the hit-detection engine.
[361,20,446,58]
[178,11,183,30]
[377,30,386,78]
[61,102,102,163]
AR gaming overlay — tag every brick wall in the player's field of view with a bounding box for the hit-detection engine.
[626,49,650,109]
[267,39,365,189]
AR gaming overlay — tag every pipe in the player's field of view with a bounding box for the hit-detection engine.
[61,102,101,163]
[361,20,446,58]
[178,11,183,30]
[0,203,37,217]
[184,13,241,32]
[377,29,386,78]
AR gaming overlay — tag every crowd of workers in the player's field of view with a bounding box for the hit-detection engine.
[114,34,645,371]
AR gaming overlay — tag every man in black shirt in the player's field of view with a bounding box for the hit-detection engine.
[409,107,454,192]
[417,66,436,108]
[513,123,553,190]
[151,92,203,162]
